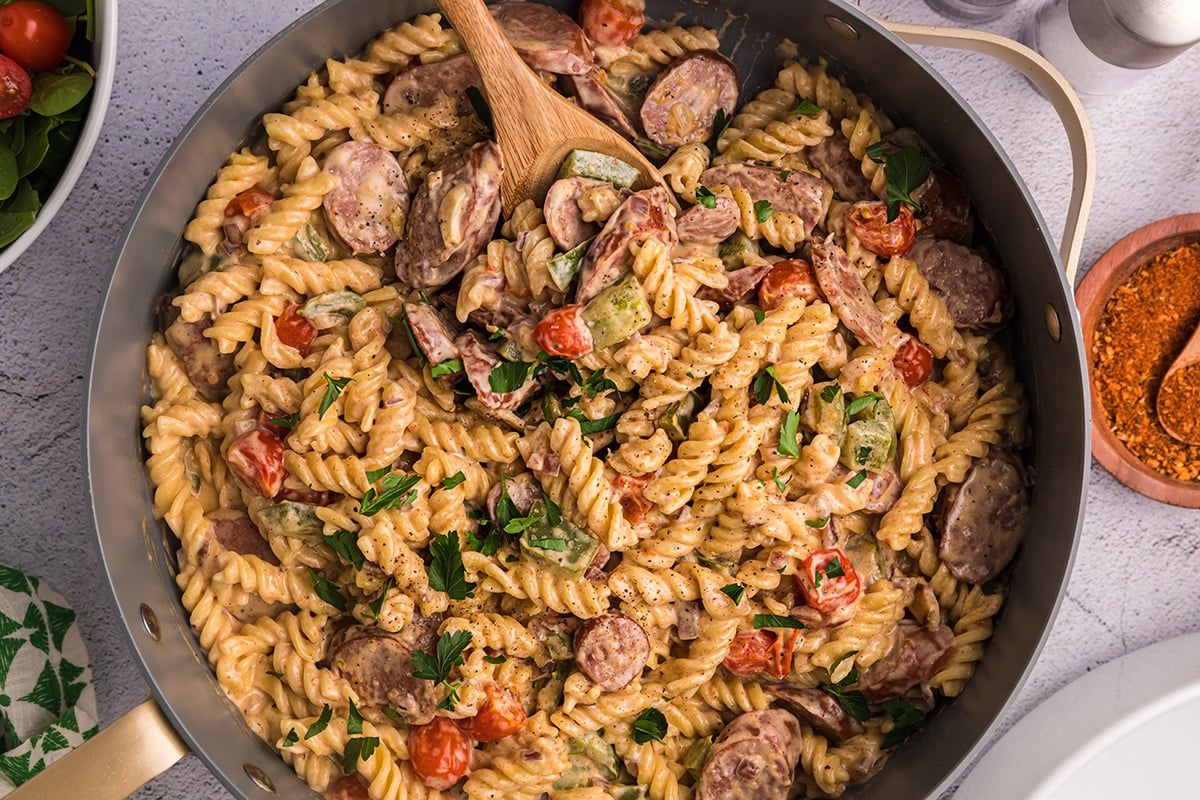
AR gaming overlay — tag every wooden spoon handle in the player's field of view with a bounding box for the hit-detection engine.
[437,0,542,102]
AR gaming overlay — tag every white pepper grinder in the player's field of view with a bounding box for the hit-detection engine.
[1023,0,1200,96]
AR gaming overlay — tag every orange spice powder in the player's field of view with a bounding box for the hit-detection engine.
[1092,241,1200,482]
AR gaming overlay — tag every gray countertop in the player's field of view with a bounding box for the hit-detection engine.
[0,0,1197,797]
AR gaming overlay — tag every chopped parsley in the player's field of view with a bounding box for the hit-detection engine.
[754,200,774,222]
[865,142,930,221]
[365,466,391,483]
[442,470,467,489]
[821,665,870,722]
[791,99,823,117]
[413,630,473,686]
[341,735,381,775]
[318,373,352,418]
[429,531,476,600]
[779,170,790,181]
[347,699,364,735]
[632,708,668,744]
[483,654,507,665]
[582,368,618,396]
[752,365,790,405]
[280,729,298,748]
[779,408,801,458]
[720,583,745,604]
[771,466,788,493]
[431,358,463,378]
[565,407,621,435]
[437,683,462,712]
[365,577,394,620]
[268,412,299,430]
[712,108,733,143]
[305,704,333,739]
[527,537,567,551]
[488,327,507,341]
[754,309,766,324]
[359,472,421,516]
[489,359,536,393]
[806,516,829,529]
[695,184,717,209]
[753,614,805,630]
[820,384,840,404]
[847,470,868,489]
[307,569,347,612]
[323,529,365,570]
[881,699,926,748]
[845,392,882,416]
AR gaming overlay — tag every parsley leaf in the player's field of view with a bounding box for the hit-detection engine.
[305,704,333,739]
[437,682,462,711]
[544,496,562,526]
[280,729,298,747]
[822,683,870,723]
[365,466,391,484]
[779,409,801,458]
[483,654,507,664]
[754,199,773,222]
[266,670,285,680]
[695,184,717,209]
[268,412,299,430]
[847,470,868,489]
[429,531,476,600]
[527,537,567,551]
[753,614,805,630]
[820,384,840,404]
[442,470,467,489]
[771,466,788,493]
[489,360,535,393]
[488,327,507,341]
[754,309,766,324]
[347,698,364,735]
[538,352,584,385]
[632,708,668,744]
[366,577,393,620]
[341,735,381,775]
[504,514,543,534]
[307,569,347,612]
[583,368,618,396]
[323,530,365,570]
[412,630,473,685]
[791,99,823,116]
[712,108,733,143]
[845,392,882,416]
[806,516,829,528]
[565,407,622,435]
[752,365,790,405]
[881,699,926,748]
[493,478,520,534]
[431,358,463,378]
[825,556,846,579]
[318,373,352,418]
[866,143,930,222]
[779,170,790,181]
[865,140,890,164]
[359,472,422,516]
[720,583,745,604]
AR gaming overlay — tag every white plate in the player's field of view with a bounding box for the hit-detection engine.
[956,630,1200,798]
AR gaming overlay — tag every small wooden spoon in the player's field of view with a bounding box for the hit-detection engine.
[1157,320,1200,445]
[436,0,667,215]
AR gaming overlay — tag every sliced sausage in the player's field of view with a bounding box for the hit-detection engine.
[857,622,957,703]
[913,165,970,241]
[864,463,902,515]
[396,140,503,290]
[456,332,538,411]
[329,627,437,724]
[906,238,1009,328]
[640,51,738,149]
[696,710,803,800]
[404,302,459,365]
[158,299,236,402]
[322,776,371,800]
[806,133,872,202]
[700,163,831,238]
[697,261,772,309]
[937,450,1028,585]
[576,185,677,304]
[383,54,481,116]
[209,510,277,564]
[322,141,408,255]
[544,176,607,250]
[811,235,888,348]
[493,2,594,75]
[578,0,645,47]
[558,68,640,139]
[676,193,739,244]
[768,685,864,743]
[487,471,544,521]
[574,611,650,691]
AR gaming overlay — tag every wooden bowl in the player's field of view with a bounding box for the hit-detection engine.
[1076,213,1200,507]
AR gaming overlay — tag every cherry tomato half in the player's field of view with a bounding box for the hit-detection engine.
[766,629,801,680]
[274,303,318,355]
[534,304,593,358]
[226,428,286,498]
[795,548,862,614]
[846,201,917,257]
[409,717,472,791]
[0,53,30,119]
[459,683,527,742]
[612,473,653,525]
[723,630,775,678]
[578,0,645,47]
[758,259,823,310]
[0,1,71,73]
[893,335,933,388]
[225,187,275,221]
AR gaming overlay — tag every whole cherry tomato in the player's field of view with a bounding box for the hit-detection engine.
[0,1,71,72]
[578,0,645,47]
[409,717,472,791]
[274,303,318,355]
[723,630,775,678]
[459,683,527,742]
[226,428,286,498]
[795,548,862,614]
[758,259,823,310]
[0,53,30,119]
[533,304,593,358]
[846,201,917,257]
[893,335,933,388]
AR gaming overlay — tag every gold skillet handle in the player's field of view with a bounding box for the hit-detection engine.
[7,699,188,800]
[883,22,1096,289]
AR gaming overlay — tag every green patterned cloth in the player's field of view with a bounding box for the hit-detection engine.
[0,565,97,794]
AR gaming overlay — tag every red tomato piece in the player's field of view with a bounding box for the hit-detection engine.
[227,428,286,498]
[847,201,917,257]
[0,54,30,119]
[723,630,775,678]
[410,717,472,791]
[225,187,275,221]
[0,0,70,72]
[578,0,645,47]
[275,303,318,355]
[795,548,862,614]
[893,335,933,388]
[612,473,653,524]
[766,629,801,680]
[534,304,593,358]
[459,683,527,743]
[758,259,823,310]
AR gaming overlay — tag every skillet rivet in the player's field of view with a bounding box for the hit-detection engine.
[244,764,277,793]
[139,603,161,642]
[824,16,860,40]
[1044,303,1062,342]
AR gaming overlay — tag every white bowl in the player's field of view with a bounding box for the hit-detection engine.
[0,0,117,275]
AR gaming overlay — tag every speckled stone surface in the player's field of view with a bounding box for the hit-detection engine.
[0,0,1195,797]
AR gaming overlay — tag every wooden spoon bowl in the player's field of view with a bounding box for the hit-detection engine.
[436,0,668,215]
[1076,213,1200,507]
[1156,321,1200,445]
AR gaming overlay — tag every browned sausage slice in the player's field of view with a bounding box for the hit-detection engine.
[404,302,459,365]
[396,140,503,290]
[906,238,1009,328]
[322,141,408,255]
[456,332,538,411]
[913,165,970,241]
[209,510,277,564]
[696,261,772,309]
[158,299,236,402]
[696,710,803,800]
[806,132,872,202]
[558,68,639,139]
[700,163,831,238]
[493,2,594,75]
[811,235,888,348]
[858,622,957,703]
[329,628,437,723]
[574,611,650,691]
[383,54,481,116]
[640,50,738,148]
[937,450,1028,584]
[576,185,677,303]
[768,684,864,743]
[676,193,739,244]
[543,176,607,250]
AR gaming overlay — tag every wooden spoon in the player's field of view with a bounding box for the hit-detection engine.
[435,0,667,215]
[1157,319,1200,445]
